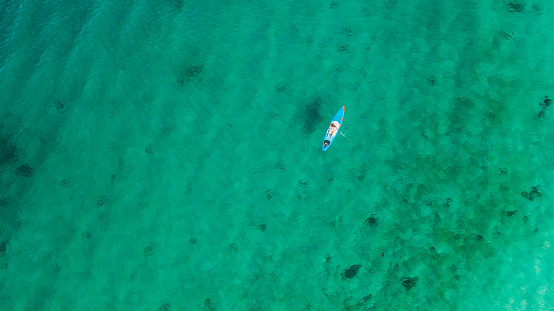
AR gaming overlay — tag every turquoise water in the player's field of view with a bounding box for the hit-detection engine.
[1,0,554,309]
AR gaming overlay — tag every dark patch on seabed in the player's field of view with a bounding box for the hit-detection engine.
[0,137,18,166]
[144,244,156,257]
[168,0,184,12]
[205,298,216,311]
[503,209,517,217]
[274,84,287,94]
[357,293,374,309]
[253,223,267,232]
[61,179,73,188]
[402,276,418,291]
[96,195,108,207]
[364,214,378,228]
[177,65,203,86]
[537,96,551,118]
[507,2,525,13]
[0,240,7,255]
[54,100,67,113]
[337,44,349,54]
[302,97,323,134]
[15,164,32,178]
[521,185,543,201]
[342,264,361,280]
[157,303,171,311]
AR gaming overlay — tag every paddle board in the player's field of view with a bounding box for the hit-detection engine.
[322,106,345,151]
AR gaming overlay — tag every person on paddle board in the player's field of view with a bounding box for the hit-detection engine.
[327,121,340,137]
[323,121,340,148]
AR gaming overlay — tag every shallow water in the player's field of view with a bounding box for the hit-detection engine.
[1,0,554,310]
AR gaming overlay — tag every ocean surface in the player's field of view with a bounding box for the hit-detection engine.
[1,0,554,310]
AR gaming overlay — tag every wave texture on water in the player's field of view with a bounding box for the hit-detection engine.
[1,0,554,310]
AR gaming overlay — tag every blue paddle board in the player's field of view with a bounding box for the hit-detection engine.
[322,106,345,151]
